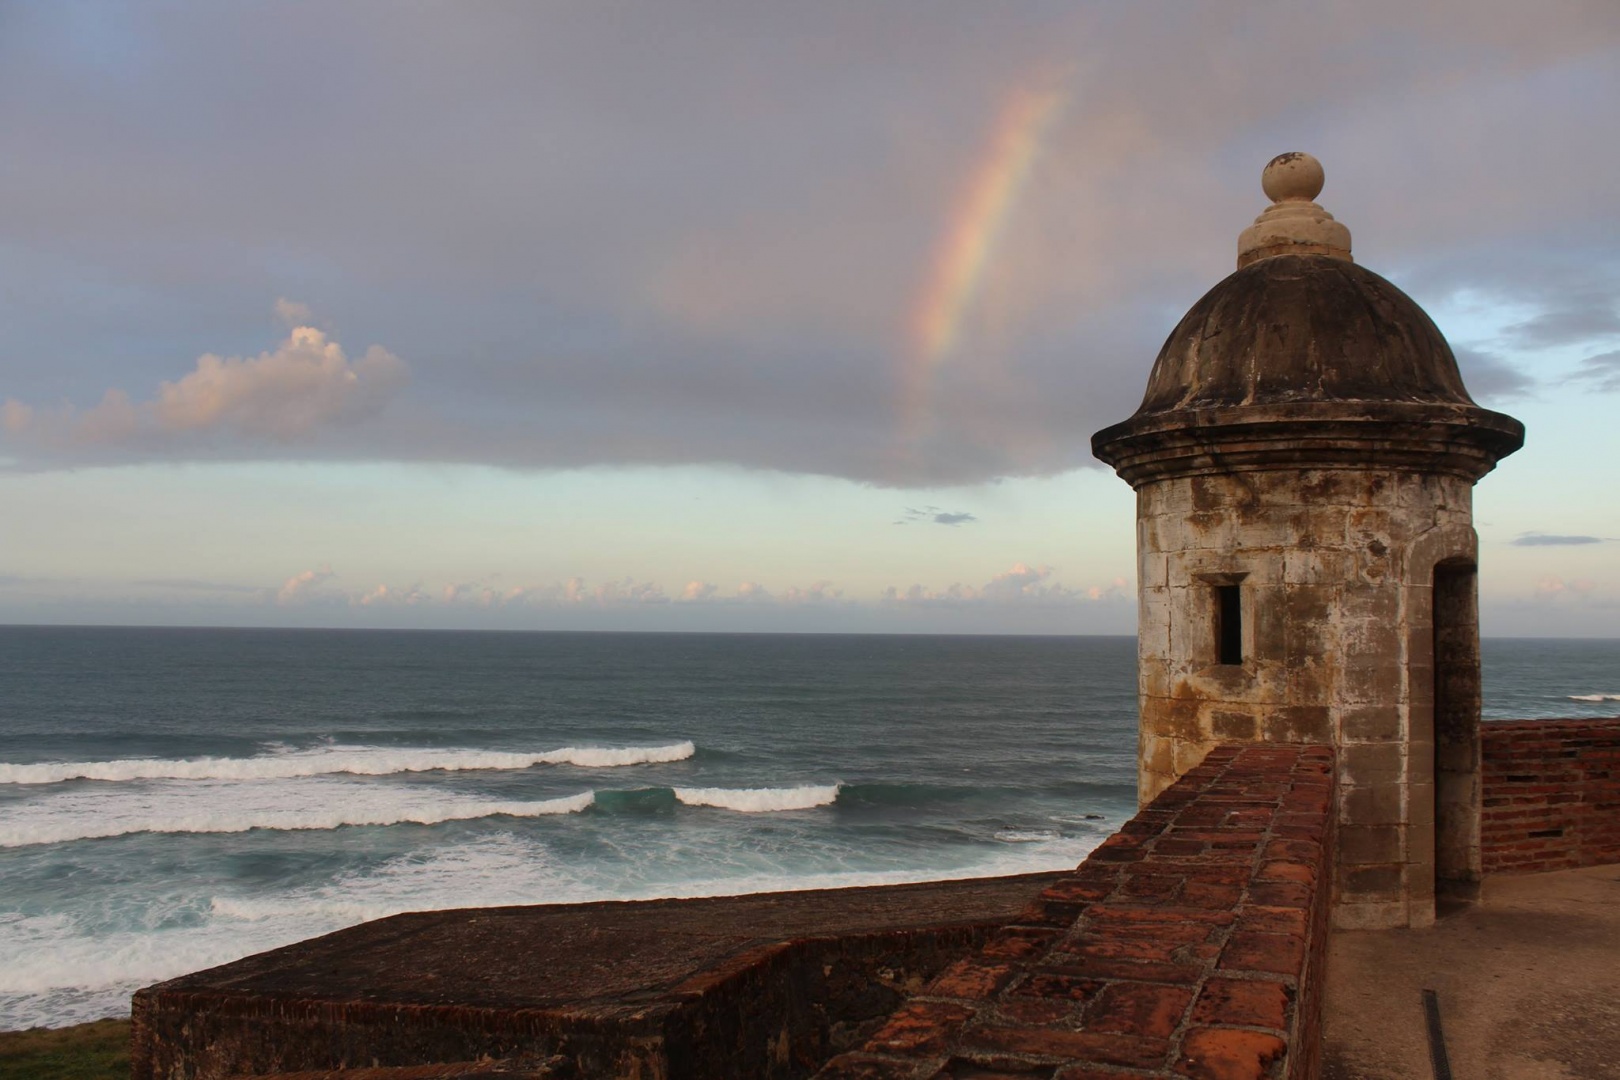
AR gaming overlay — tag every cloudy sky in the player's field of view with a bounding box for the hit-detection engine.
[2,1,1618,634]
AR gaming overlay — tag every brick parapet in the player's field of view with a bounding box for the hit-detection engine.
[813,744,1337,1080]
[1481,717,1620,874]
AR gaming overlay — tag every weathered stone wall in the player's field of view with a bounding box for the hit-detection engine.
[814,744,1337,1080]
[1481,718,1620,874]
[1135,467,1474,928]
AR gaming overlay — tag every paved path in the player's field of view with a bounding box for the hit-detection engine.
[1324,865,1620,1079]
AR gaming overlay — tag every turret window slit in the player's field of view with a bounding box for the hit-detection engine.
[1216,584,1242,665]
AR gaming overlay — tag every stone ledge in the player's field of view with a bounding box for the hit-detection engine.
[132,873,1064,1080]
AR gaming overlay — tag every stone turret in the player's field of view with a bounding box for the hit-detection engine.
[1092,153,1524,929]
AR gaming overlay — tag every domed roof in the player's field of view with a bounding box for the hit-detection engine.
[1091,153,1524,486]
[1134,254,1477,415]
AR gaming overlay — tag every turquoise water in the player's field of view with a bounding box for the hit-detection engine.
[0,628,1614,1029]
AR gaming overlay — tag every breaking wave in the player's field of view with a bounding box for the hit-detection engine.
[673,784,841,812]
[0,741,696,785]
[1567,694,1620,702]
[0,784,594,848]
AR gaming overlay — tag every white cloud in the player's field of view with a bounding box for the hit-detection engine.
[681,580,718,602]
[277,566,336,604]
[2,318,406,455]
[781,581,842,604]
[882,563,1130,606]
[153,327,404,438]
[1534,575,1599,599]
[287,572,868,612]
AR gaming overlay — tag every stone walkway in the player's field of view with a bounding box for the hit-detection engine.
[1323,865,1620,1079]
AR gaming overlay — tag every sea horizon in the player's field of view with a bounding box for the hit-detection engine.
[3,622,1618,642]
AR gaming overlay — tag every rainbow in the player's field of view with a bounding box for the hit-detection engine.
[900,81,1067,447]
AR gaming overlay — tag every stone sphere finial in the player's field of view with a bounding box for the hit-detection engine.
[1260,152,1325,203]
[1237,151,1351,268]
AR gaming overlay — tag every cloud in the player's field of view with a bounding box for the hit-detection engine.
[1511,533,1606,547]
[1534,575,1599,599]
[1453,348,1536,402]
[681,581,718,602]
[881,563,1130,606]
[780,581,843,603]
[2,319,407,459]
[1570,350,1620,393]
[274,298,316,328]
[3,5,1619,483]
[266,571,862,613]
[895,506,978,526]
[277,567,335,604]
[1501,291,1620,350]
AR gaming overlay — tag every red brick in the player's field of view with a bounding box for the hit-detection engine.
[1012,973,1104,1002]
[1219,931,1307,976]
[1118,873,1186,900]
[1082,981,1194,1039]
[1234,905,1307,937]
[1190,978,1292,1031]
[1089,921,1212,944]
[1017,899,1088,927]
[1087,905,1236,927]
[1058,935,1182,963]
[1254,860,1316,886]
[1263,839,1320,862]
[965,1026,1169,1069]
[1039,956,1203,985]
[818,1053,932,1079]
[1053,1067,1147,1080]
[1173,1027,1288,1079]
[981,928,1060,960]
[925,1055,1055,1079]
[1038,878,1116,904]
[1244,882,1312,907]
[994,996,1075,1026]
[928,959,1016,1000]
[1180,882,1244,908]
[866,1001,976,1055]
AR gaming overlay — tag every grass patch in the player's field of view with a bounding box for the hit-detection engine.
[0,1020,130,1080]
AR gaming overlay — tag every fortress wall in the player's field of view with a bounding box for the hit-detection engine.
[815,743,1337,1080]
[130,874,1066,1080]
[1481,717,1620,874]
[133,745,1342,1079]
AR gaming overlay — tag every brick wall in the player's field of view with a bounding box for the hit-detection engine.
[1481,717,1620,874]
[813,744,1337,1080]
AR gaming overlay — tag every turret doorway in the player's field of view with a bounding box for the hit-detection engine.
[1433,558,1483,907]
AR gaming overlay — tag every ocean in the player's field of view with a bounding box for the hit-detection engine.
[1,627,1616,1031]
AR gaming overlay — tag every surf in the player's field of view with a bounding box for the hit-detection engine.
[0,741,696,786]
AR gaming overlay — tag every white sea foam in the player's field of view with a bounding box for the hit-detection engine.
[0,779,593,848]
[0,741,695,785]
[994,828,1063,843]
[673,784,841,812]
[0,834,578,1029]
[1567,693,1620,702]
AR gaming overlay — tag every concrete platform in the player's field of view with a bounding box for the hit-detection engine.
[1324,865,1620,1079]
[133,872,1063,1080]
